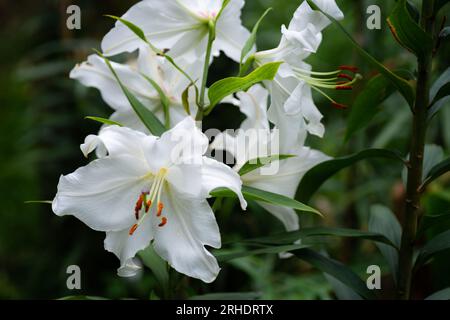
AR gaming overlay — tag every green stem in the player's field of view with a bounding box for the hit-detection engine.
[196,21,216,121]
[397,0,435,300]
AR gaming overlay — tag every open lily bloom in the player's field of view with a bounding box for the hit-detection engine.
[52,117,247,283]
[253,0,348,143]
[211,85,329,232]
[101,0,251,63]
[70,47,201,132]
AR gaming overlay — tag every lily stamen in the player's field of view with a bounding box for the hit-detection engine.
[129,168,168,236]
[158,217,168,227]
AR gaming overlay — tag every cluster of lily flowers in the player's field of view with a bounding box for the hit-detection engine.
[53,0,356,283]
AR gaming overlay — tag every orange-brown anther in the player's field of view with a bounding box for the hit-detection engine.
[135,194,144,219]
[331,102,348,110]
[129,224,138,236]
[145,200,152,213]
[157,202,164,217]
[336,85,353,90]
[339,65,359,73]
[158,217,168,227]
[338,73,353,81]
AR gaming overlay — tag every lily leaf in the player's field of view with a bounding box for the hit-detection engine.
[414,230,450,270]
[369,205,402,284]
[138,246,169,299]
[215,243,309,262]
[428,67,450,120]
[98,53,166,136]
[346,70,414,140]
[296,149,406,203]
[293,249,376,300]
[238,154,295,176]
[141,74,171,128]
[206,62,282,112]
[305,0,415,107]
[240,8,272,74]
[85,116,123,127]
[419,157,450,191]
[387,0,433,58]
[240,227,398,248]
[418,212,450,237]
[211,186,322,217]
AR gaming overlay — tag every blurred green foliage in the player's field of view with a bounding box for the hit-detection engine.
[0,0,448,299]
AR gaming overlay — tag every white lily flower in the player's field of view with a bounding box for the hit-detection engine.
[53,117,247,283]
[70,47,201,132]
[253,0,355,144]
[101,0,251,63]
[211,85,329,232]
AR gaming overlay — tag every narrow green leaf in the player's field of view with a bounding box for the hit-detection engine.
[97,53,166,136]
[296,149,406,203]
[436,0,450,13]
[369,205,401,284]
[240,227,398,248]
[420,157,450,191]
[25,200,52,205]
[182,86,191,116]
[418,212,450,237]
[207,62,282,112]
[211,186,323,217]
[138,246,170,298]
[141,74,171,128]
[238,154,295,176]
[429,67,450,120]
[293,249,376,300]
[105,15,160,53]
[415,230,450,270]
[240,8,272,70]
[325,274,363,300]
[85,116,123,127]
[305,0,415,107]
[214,243,309,262]
[387,0,433,58]
[346,70,414,140]
[189,292,261,300]
[425,288,450,300]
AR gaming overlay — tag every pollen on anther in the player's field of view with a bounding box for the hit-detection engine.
[339,65,359,73]
[336,85,353,91]
[129,224,138,236]
[157,202,164,217]
[158,217,168,227]
[338,73,353,81]
[145,200,152,213]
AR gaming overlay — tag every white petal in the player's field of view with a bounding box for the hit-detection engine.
[258,202,299,232]
[104,216,153,276]
[215,0,251,62]
[144,117,208,171]
[201,157,247,210]
[81,125,153,160]
[52,155,150,232]
[152,192,221,283]
[70,55,152,112]
[238,84,270,131]
[101,0,205,58]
